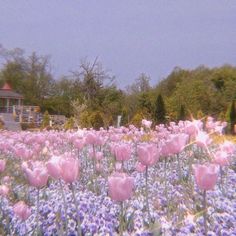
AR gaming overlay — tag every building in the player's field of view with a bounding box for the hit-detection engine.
[0,83,42,130]
[0,82,66,130]
[0,82,23,113]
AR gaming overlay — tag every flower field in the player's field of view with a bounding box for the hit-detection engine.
[0,118,235,236]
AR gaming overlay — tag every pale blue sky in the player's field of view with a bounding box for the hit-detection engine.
[0,1,236,88]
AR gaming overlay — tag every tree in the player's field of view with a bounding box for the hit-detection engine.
[71,99,87,127]
[64,117,75,130]
[71,58,114,108]
[178,104,186,121]
[229,100,236,134]
[0,47,56,109]
[126,73,151,94]
[23,52,55,106]
[41,111,50,128]
[155,94,166,124]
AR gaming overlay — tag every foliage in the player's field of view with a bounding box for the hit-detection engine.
[41,111,50,128]
[178,104,186,121]
[20,122,37,131]
[89,111,104,130]
[154,94,166,124]
[229,100,236,134]
[64,117,75,130]
[2,45,236,127]
[130,112,145,127]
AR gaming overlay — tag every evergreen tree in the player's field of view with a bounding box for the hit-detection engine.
[155,94,166,124]
[229,100,236,134]
[178,104,186,121]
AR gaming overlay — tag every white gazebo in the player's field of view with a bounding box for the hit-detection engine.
[0,82,24,113]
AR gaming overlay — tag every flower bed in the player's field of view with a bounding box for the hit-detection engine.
[0,118,235,235]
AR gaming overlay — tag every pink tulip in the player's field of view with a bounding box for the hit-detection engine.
[115,162,122,172]
[114,143,132,162]
[137,143,159,166]
[205,117,215,132]
[0,184,9,197]
[24,162,48,188]
[184,120,200,137]
[13,201,31,221]
[60,157,79,183]
[14,146,33,160]
[85,132,99,145]
[135,162,146,173]
[167,133,189,155]
[73,138,85,150]
[110,134,121,142]
[141,119,152,129]
[160,142,172,157]
[108,172,134,201]
[220,141,235,155]
[95,151,103,161]
[96,162,103,172]
[2,176,11,185]
[46,156,63,179]
[21,161,29,172]
[193,164,219,191]
[195,131,212,148]
[213,151,230,167]
[0,159,6,172]
[88,149,95,159]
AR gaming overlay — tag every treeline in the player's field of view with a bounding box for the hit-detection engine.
[1,46,236,128]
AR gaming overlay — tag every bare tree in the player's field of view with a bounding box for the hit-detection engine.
[71,58,115,101]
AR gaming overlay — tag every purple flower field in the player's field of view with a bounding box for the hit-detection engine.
[0,118,235,236]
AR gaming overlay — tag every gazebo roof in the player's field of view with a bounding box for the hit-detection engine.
[0,82,24,99]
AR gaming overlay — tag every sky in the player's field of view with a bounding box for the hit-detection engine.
[0,1,236,88]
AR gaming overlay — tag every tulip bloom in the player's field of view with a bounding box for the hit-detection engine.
[193,163,219,235]
[73,138,85,150]
[0,159,6,172]
[114,143,132,162]
[184,120,202,137]
[85,132,98,145]
[13,201,31,221]
[135,162,146,173]
[60,157,79,183]
[195,131,212,148]
[95,151,103,161]
[0,184,9,197]
[220,141,235,155]
[115,162,122,172]
[95,162,103,173]
[108,172,134,202]
[46,156,63,179]
[168,133,189,155]
[213,151,230,167]
[137,143,159,166]
[2,176,11,185]
[24,162,48,188]
[193,164,219,191]
[141,119,152,129]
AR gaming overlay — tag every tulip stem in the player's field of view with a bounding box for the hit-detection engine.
[0,196,3,218]
[59,179,68,235]
[71,183,82,236]
[203,190,208,235]
[145,166,151,223]
[177,154,182,181]
[36,188,40,236]
[119,201,124,236]
[164,158,167,199]
[188,155,193,179]
[220,167,225,195]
